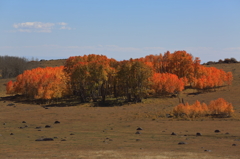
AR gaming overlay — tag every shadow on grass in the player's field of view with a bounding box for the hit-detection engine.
[93,100,129,107]
[0,95,83,107]
[0,94,134,107]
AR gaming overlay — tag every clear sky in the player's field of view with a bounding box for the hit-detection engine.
[0,0,239,63]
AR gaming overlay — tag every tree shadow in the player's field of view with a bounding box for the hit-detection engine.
[0,94,130,107]
[187,92,201,96]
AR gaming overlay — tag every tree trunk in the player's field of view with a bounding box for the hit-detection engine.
[101,83,106,103]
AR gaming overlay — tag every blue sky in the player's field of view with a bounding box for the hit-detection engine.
[0,0,239,63]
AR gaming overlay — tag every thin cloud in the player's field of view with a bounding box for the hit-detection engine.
[225,47,240,51]
[12,22,72,33]
[13,22,54,32]
[59,26,72,30]
[58,22,68,26]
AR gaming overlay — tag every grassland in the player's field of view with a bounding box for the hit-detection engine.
[0,60,240,159]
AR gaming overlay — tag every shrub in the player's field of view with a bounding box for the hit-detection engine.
[173,100,209,118]
[173,98,234,118]
[208,98,234,117]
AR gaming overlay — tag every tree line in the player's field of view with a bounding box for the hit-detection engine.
[6,51,233,103]
[0,56,29,78]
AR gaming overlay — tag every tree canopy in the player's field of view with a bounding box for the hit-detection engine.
[6,51,233,103]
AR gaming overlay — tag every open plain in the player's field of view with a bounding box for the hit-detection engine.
[0,61,240,159]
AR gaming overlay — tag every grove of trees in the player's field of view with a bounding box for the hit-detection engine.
[6,51,233,104]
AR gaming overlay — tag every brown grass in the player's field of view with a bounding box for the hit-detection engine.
[27,59,66,69]
[0,61,240,159]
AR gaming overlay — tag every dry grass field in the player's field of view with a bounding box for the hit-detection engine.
[0,61,240,159]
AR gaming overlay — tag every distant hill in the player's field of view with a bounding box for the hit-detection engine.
[27,59,66,70]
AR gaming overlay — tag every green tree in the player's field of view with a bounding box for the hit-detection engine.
[117,60,153,102]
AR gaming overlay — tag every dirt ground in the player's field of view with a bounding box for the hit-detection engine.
[0,99,240,159]
[0,62,240,159]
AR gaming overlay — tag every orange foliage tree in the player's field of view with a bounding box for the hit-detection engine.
[144,51,233,91]
[6,66,70,100]
[151,73,184,95]
[192,66,233,91]
[6,80,14,94]
[144,51,195,78]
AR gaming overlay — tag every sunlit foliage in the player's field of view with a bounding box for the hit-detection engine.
[173,98,234,118]
[6,51,233,102]
[6,66,69,100]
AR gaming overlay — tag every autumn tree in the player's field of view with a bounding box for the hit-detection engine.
[6,66,70,101]
[116,60,153,102]
[6,80,14,94]
[192,66,233,91]
[143,51,233,91]
[64,54,117,103]
[151,73,184,96]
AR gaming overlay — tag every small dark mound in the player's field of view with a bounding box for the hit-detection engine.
[10,133,14,135]
[70,133,75,135]
[45,125,51,128]
[7,103,15,106]
[36,126,42,129]
[214,130,220,133]
[22,121,26,123]
[178,142,187,145]
[54,121,60,124]
[61,139,66,141]
[196,132,202,136]
[135,131,141,134]
[35,138,54,141]
[232,144,237,146]
[204,150,212,152]
[171,132,177,135]
[136,127,143,131]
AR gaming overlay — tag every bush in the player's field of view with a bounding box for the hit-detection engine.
[208,98,234,117]
[173,98,234,118]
